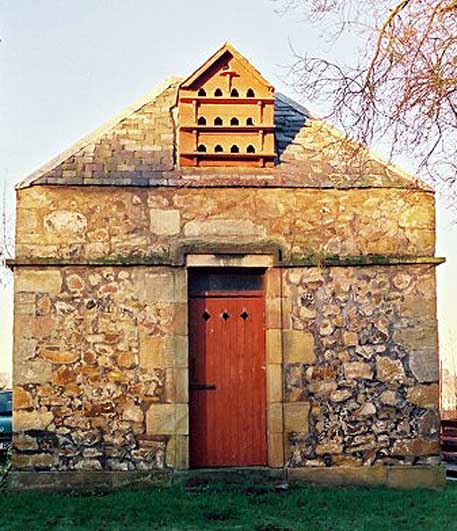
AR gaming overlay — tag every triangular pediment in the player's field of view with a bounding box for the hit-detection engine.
[180,42,273,93]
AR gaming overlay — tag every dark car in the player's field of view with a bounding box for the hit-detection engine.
[0,391,12,455]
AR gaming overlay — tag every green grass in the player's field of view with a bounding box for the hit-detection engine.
[0,481,456,530]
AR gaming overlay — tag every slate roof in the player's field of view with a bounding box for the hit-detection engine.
[17,77,426,190]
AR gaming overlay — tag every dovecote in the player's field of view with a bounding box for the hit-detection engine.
[178,43,275,167]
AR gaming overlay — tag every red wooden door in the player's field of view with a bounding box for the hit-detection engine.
[189,292,267,468]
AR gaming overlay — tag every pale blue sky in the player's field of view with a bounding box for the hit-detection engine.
[1,0,456,381]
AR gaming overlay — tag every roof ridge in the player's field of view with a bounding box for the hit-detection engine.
[16,76,183,190]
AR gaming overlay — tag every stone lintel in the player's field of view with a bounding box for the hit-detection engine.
[7,255,445,269]
[287,465,446,489]
[186,253,274,268]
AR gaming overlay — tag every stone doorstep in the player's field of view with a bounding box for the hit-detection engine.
[173,467,286,488]
[8,466,446,492]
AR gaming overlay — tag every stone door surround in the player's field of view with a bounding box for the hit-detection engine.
[185,253,285,468]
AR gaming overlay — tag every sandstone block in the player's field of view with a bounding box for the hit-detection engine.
[13,386,33,410]
[139,335,166,370]
[266,298,281,329]
[284,402,310,433]
[266,330,282,364]
[14,434,39,451]
[173,269,187,303]
[399,205,434,229]
[376,357,406,383]
[14,337,37,363]
[146,404,174,435]
[14,408,53,431]
[12,453,58,470]
[15,292,35,315]
[268,433,284,468]
[391,437,441,457]
[407,384,439,409]
[265,268,281,298]
[171,304,188,336]
[175,368,188,403]
[409,349,439,383]
[30,453,58,469]
[15,270,62,294]
[11,454,31,470]
[146,404,188,435]
[40,349,79,364]
[175,404,188,435]
[143,271,175,301]
[149,209,180,235]
[122,401,144,424]
[268,403,283,434]
[183,219,266,238]
[44,210,87,235]
[283,331,315,364]
[343,361,372,380]
[14,359,52,386]
[267,364,282,403]
[175,435,189,470]
[386,466,446,489]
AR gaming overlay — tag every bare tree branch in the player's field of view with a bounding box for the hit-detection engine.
[278,0,457,209]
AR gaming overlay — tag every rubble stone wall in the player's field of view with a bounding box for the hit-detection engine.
[13,266,188,472]
[12,262,440,472]
[281,265,440,468]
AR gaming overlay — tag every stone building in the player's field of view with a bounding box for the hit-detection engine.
[11,43,445,489]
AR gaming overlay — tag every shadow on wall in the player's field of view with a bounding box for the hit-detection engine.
[274,94,309,160]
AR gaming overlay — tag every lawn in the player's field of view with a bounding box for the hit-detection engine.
[0,481,456,531]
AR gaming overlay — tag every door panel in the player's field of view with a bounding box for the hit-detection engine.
[189,294,267,467]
